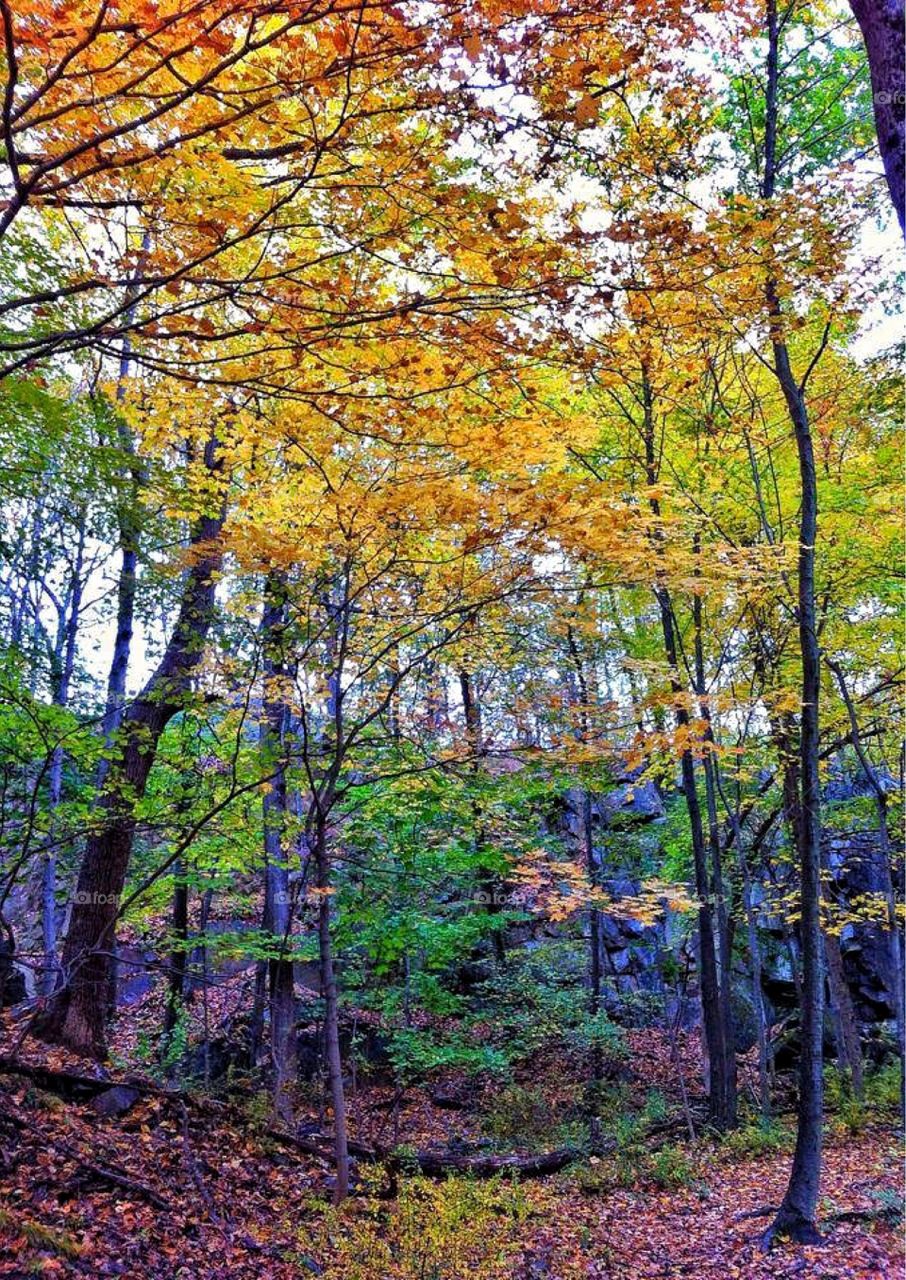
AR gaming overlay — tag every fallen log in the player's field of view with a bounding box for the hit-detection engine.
[0,1055,117,1102]
[65,1153,171,1210]
[266,1126,577,1180]
[265,1128,375,1163]
[0,1054,220,1116]
[403,1146,578,1178]
[1,1099,170,1210]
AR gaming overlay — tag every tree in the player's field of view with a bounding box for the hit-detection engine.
[37,430,225,1056]
[848,0,905,233]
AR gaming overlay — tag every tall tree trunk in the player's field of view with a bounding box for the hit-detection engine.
[36,438,224,1059]
[315,821,349,1202]
[96,312,145,790]
[824,930,863,1097]
[640,368,734,1129]
[762,0,825,1240]
[41,508,87,994]
[260,570,296,1121]
[712,716,774,1118]
[565,621,603,1102]
[763,331,824,1244]
[692,550,738,1126]
[312,576,350,1200]
[161,854,188,1068]
[719,776,773,1117]
[97,487,140,782]
[460,667,506,964]
[848,0,905,236]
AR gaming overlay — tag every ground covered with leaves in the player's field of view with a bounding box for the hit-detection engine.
[0,1013,902,1280]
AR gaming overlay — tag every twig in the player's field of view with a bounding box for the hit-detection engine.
[179,1100,225,1226]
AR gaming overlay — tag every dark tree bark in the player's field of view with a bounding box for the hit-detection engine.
[824,929,864,1097]
[260,570,296,1120]
[40,506,87,994]
[315,820,349,1203]
[96,275,147,788]
[714,763,773,1117]
[849,0,905,235]
[161,854,189,1057]
[762,4,825,1238]
[97,467,140,776]
[762,330,824,1247]
[565,620,603,1104]
[36,437,224,1059]
[459,666,506,965]
[312,581,350,1203]
[640,368,735,1130]
[692,545,738,1127]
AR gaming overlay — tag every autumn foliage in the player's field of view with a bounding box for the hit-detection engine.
[0,0,902,1274]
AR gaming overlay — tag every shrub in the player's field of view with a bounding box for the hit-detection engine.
[301,1173,531,1279]
[649,1144,695,1189]
[863,1061,903,1116]
[386,1025,509,1084]
[722,1117,792,1158]
[824,1067,867,1134]
[481,1082,584,1148]
[471,943,626,1068]
[0,1208,82,1260]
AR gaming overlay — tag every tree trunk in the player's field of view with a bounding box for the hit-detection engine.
[824,930,864,1097]
[640,369,734,1129]
[40,509,86,994]
[692,555,738,1126]
[761,1,825,1240]
[96,326,145,790]
[713,758,773,1117]
[565,620,603,1103]
[848,0,905,236]
[260,570,296,1120]
[161,854,188,1064]
[460,667,506,964]
[315,823,349,1203]
[36,438,224,1059]
[762,331,824,1245]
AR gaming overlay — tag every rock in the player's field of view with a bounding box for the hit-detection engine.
[0,936,26,1007]
[600,916,625,948]
[824,768,898,803]
[90,1084,142,1117]
[431,1089,469,1110]
[730,986,760,1054]
[604,876,640,900]
[600,781,665,825]
[451,957,495,993]
[832,830,902,1025]
[185,1036,250,1081]
[771,1011,839,1071]
[296,1019,391,1082]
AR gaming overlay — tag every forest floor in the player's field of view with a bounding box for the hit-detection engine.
[0,988,902,1280]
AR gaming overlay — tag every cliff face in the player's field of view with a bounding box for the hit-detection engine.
[829,829,903,1026]
[554,780,902,1050]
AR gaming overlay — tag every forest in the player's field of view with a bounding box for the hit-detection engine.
[0,0,903,1276]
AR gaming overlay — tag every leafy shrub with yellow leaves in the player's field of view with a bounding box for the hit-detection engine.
[299,1171,533,1279]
